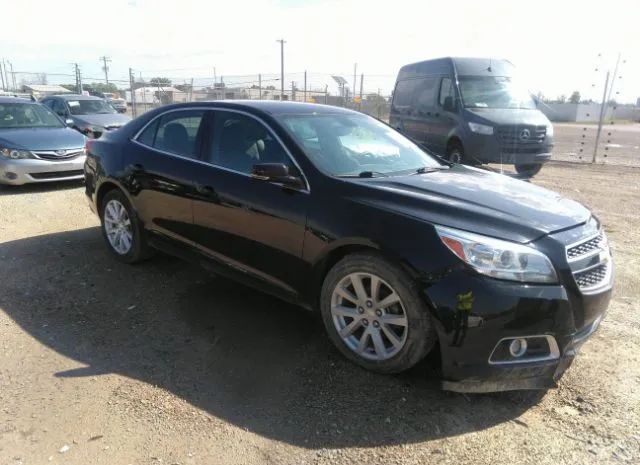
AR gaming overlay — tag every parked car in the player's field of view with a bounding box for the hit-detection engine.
[0,97,86,185]
[84,101,612,392]
[90,92,128,113]
[41,94,130,138]
[390,57,554,176]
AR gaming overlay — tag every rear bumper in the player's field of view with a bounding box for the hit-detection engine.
[0,156,86,185]
[423,268,612,393]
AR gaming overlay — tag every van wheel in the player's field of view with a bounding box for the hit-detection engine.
[447,141,465,164]
[319,252,437,373]
[515,163,543,177]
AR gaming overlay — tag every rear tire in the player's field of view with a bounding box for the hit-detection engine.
[515,163,543,177]
[319,252,437,374]
[100,189,152,264]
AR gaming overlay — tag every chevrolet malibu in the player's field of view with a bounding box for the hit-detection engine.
[84,101,613,392]
[0,97,86,185]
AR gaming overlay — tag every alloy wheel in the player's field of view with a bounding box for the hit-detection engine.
[103,199,133,255]
[331,272,408,361]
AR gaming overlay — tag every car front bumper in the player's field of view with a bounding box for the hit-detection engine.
[0,156,86,185]
[424,268,613,393]
[465,133,554,165]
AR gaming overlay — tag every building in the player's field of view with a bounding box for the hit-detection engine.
[22,84,71,97]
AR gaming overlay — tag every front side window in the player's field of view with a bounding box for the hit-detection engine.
[208,111,290,174]
[279,113,440,177]
[67,99,117,115]
[439,77,454,106]
[147,110,205,158]
[52,99,67,116]
[0,103,64,129]
[458,76,536,109]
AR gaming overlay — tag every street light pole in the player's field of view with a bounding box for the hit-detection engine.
[277,39,286,100]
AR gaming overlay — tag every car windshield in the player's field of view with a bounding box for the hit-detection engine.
[0,102,64,129]
[67,99,117,115]
[279,113,441,176]
[459,76,536,109]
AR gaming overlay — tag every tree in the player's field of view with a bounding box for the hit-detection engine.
[84,82,118,94]
[556,95,567,104]
[149,77,172,87]
[569,91,581,104]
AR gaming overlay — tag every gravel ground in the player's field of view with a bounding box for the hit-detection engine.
[1,162,639,465]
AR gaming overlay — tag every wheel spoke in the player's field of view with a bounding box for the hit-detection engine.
[370,327,386,357]
[370,275,381,303]
[381,323,403,350]
[376,291,400,309]
[381,313,408,327]
[332,305,360,319]
[349,274,368,302]
[356,327,370,354]
[335,287,358,305]
[339,318,362,338]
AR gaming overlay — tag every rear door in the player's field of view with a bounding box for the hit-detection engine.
[128,109,207,244]
[190,109,309,298]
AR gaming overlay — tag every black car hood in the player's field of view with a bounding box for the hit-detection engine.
[356,166,589,243]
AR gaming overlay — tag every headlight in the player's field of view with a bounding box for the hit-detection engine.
[546,124,554,138]
[0,147,34,159]
[468,122,494,135]
[436,225,558,283]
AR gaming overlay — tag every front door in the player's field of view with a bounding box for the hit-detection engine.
[190,109,309,298]
[430,77,459,154]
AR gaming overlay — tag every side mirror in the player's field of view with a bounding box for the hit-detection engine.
[65,118,74,127]
[251,163,305,189]
[443,96,456,112]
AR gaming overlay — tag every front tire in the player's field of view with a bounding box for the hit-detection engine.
[320,252,437,373]
[515,163,543,177]
[100,189,151,264]
[446,141,465,164]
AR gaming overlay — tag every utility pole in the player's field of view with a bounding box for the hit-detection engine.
[277,39,286,101]
[593,71,610,163]
[213,67,217,86]
[72,63,83,94]
[0,60,5,91]
[258,74,262,100]
[7,60,16,92]
[303,70,307,103]
[189,77,194,102]
[324,84,328,104]
[359,73,364,111]
[100,56,111,85]
[353,63,357,103]
[129,67,136,117]
[605,52,621,106]
[291,81,296,101]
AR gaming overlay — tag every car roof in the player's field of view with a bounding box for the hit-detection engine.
[152,100,359,116]
[53,94,103,101]
[0,97,35,104]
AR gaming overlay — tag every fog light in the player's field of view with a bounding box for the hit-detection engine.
[4,172,17,180]
[509,338,528,357]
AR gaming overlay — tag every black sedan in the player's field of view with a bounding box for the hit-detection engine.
[84,101,613,392]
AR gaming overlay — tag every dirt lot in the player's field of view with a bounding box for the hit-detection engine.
[553,123,640,167]
[1,162,639,465]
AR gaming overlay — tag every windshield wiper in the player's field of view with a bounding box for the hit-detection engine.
[414,166,449,175]
[337,171,389,178]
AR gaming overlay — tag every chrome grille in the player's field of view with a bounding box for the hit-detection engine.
[497,125,546,145]
[32,149,85,161]
[574,264,608,289]
[566,230,611,292]
[567,233,603,259]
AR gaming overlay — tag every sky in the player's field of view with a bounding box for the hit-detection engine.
[1,0,639,102]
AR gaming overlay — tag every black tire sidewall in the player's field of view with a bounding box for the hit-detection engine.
[515,163,543,176]
[447,143,465,164]
[319,252,437,374]
[99,189,148,263]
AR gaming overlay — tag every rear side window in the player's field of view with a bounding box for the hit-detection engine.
[137,118,160,146]
[392,80,417,108]
[413,77,438,109]
[151,110,205,158]
[439,77,454,106]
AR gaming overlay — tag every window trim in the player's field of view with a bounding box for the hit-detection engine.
[132,106,310,193]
